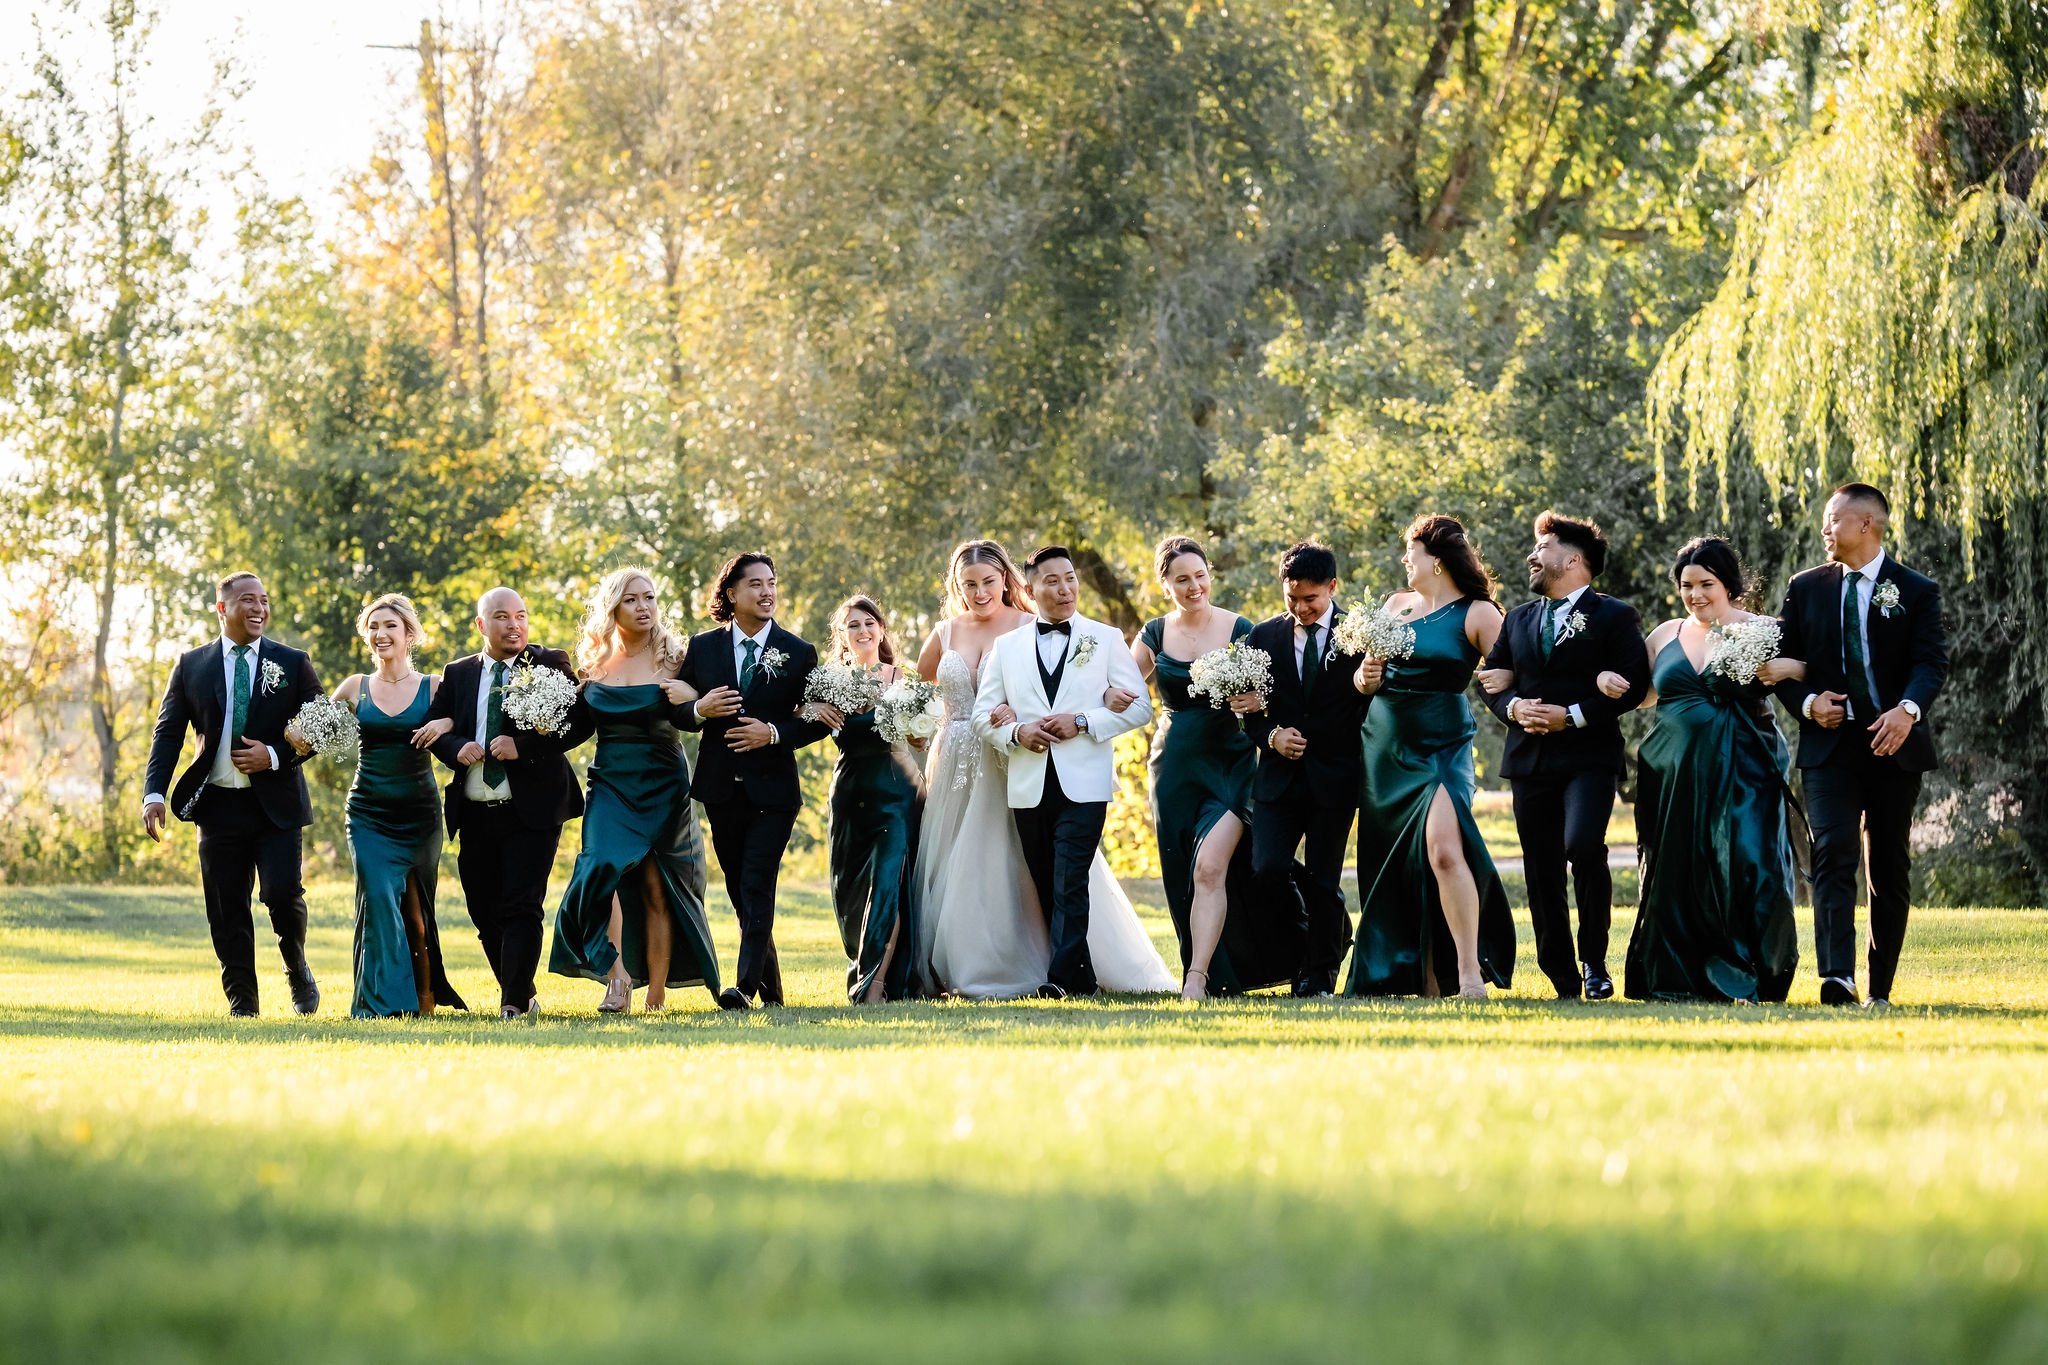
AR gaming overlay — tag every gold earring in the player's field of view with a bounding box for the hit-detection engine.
[1433,563,1443,577]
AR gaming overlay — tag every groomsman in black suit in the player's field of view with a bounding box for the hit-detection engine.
[675,552,830,1010]
[142,572,323,1016]
[1239,542,1371,996]
[1480,511,1651,1000]
[423,587,585,1019]
[1774,483,1948,1007]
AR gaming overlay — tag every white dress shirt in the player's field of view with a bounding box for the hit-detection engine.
[1034,618,1073,673]
[1507,587,1590,729]
[692,620,780,742]
[1293,603,1336,677]
[1804,548,1908,723]
[142,635,279,809]
[465,654,516,803]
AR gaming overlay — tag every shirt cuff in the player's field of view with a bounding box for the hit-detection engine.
[265,744,280,771]
[767,724,780,746]
[1567,704,1586,729]
[1901,699,1921,721]
[143,793,165,810]
[1801,693,1818,721]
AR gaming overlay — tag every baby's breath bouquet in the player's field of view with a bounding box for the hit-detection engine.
[1186,641,1274,728]
[1704,617,1782,686]
[1333,601,1418,660]
[288,695,359,757]
[501,661,579,735]
[802,660,884,722]
[875,673,944,745]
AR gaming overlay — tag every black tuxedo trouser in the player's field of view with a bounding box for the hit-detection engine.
[704,797,797,1003]
[1511,769,1617,992]
[455,802,563,1010]
[1250,787,1356,989]
[193,786,308,1012]
[1013,761,1105,996]
[1803,740,1922,999]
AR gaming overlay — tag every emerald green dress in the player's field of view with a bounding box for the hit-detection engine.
[828,707,927,1002]
[547,683,720,995]
[1141,614,1300,993]
[348,677,466,1018]
[1625,638,1800,1003]
[1348,599,1517,996]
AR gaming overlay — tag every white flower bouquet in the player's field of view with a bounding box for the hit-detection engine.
[1333,602,1418,660]
[501,661,579,735]
[1704,617,1783,686]
[802,661,884,721]
[875,673,944,745]
[1186,641,1274,726]
[288,695,359,756]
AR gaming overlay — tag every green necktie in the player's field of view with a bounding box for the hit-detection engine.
[230,644,251,747]
[483,660,507,787]
[740,636,759,690]
[1540,598,1563,661]
[1842,571,1878,720]
[1300,622,1321,692]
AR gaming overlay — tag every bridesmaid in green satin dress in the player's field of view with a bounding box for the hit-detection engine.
[547,568,721,1013]
[1618,537,1802,1003]
[1348,515,1517,999]
[1132,536,1294,1000]
[810,596,927,1003]
[290,594,465,1018]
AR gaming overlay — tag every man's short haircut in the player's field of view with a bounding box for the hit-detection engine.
[1024,544,1075,576]
[217,571,261,602]
[1833,482,1891,518]
[1533,510,1608,577]
[1279,541,1338,584]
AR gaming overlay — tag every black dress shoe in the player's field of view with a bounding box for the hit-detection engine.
[1553,978,1583,1001]
[716,987,752,1011]
[286,966,320,1016]
[1290,972,1337,999]
[229,1003,259,1018]
[1034,983,1068,1000]
[1819,975,1859,1007]
[1582,964,1614,1001]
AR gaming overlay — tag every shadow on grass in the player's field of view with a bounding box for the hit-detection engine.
[5,997,2046,1056]
[1,1121,2042,1364]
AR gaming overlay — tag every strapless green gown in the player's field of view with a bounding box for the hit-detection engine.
[547,683,720,994]
[1625,638,1800,1003]
[1348,599,1517,995]
[828,709,927,1001]
[348,678,466,1018]
[1141,615,1300,993]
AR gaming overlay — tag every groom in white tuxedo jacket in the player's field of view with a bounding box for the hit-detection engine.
[973,545,1153,996]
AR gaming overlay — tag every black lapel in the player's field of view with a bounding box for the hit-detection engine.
[198,642,227,729]
[1818,563,1847,670]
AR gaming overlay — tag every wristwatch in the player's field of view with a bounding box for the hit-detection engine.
[1075,713,1091,735]
[1900,700,1921,722]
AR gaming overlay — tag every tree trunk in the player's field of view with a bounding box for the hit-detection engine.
[91,471,124,880]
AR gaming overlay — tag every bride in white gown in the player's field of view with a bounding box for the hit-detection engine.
[913,540,1176,997]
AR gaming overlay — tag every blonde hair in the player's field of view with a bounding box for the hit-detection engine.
[576,567,686,677]
[356,593,424,651]
[943,539,1028,617]
[829,595,898,666]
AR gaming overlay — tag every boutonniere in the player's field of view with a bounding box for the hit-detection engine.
[757,646,790,679]
[1072,635,1098,668]
[260,659,287,695]
[1556,610,1590,645]
[1872,581,1901,618]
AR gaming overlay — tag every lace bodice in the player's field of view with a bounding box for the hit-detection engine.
[931,622,1005,791]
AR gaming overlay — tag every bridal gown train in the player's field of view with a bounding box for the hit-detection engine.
[915,625,1176,997]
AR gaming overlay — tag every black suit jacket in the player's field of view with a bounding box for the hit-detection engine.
[1481,591,1650,779]
[144,638,322,828]
[425,647,588,837]
[675,622,832,809]
[1773,557,1948,773]
[1242,607,1369,805]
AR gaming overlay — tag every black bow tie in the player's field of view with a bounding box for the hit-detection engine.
[1037,620,1071,636]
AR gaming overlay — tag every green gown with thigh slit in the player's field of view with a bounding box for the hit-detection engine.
[547,683,720,995]
[349,677,466,1018]
[1347,599,1517,996]
[828,709,928,1002]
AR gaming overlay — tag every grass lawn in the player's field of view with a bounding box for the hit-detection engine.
[2,880,2045,1362]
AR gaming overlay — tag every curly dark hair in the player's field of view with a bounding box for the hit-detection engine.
[1404,514,1499,606]
[705,551,775,624]
[1278,541,1338,584]
[1533,509,1608,578]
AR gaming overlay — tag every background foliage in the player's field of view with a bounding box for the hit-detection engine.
[1,0,2041,900]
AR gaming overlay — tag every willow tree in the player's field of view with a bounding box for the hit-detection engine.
[1649,0,2048,895]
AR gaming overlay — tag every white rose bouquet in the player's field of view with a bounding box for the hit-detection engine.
[1704,617,1783,686]
[287,695,359,757]
[501,661,580,735]
[1333,601,1418,660]
[875,673,944,745]
[802,661,884,722]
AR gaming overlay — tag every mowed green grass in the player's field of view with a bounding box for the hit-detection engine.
[2,882,2046,1363]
